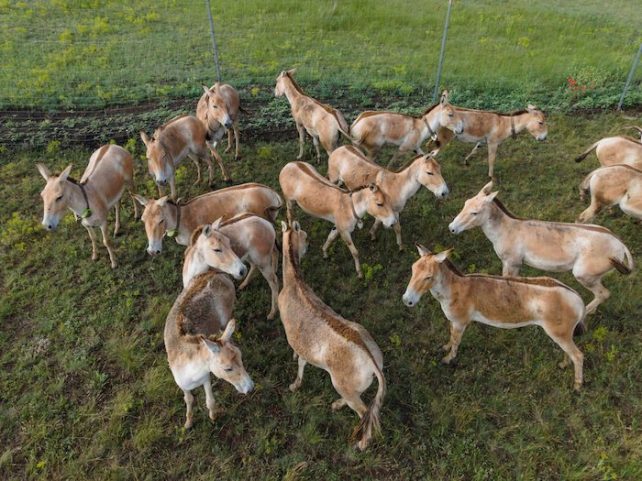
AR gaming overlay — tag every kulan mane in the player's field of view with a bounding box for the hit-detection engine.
[492,198,525,220]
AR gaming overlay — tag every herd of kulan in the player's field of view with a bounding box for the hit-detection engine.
[37,69,640,450]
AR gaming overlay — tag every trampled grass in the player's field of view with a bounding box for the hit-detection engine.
[1,0,641,109]
[1,111,641,480]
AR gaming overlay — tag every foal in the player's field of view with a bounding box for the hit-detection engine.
[328,145,448,249]
[403,246,586,390]
[433,104,547,179]
[275,69,350,162]
[578,164,642,221]
[196,82,242,160]
[164,271,253,429]
[350,90,464,165]
[183,214,280,319]
[37,144,137,268]
[279,161,397,277]
[449,182,634,315]
[279,221,385,450]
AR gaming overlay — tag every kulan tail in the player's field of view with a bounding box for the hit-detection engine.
[575,141,599,162]
[265,191,284,222]
[609,243,634,275]
[351,361,386,451]
[579,170,595,200]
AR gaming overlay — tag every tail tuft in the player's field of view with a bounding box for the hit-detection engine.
[573,320,586,337]
[610,257,632,275]
[575,153,589,163]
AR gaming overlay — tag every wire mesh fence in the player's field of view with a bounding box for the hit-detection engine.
[0,0,640,111]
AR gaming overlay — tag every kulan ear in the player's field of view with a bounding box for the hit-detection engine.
[369,183,379,193]
[292,220,301,232]
[211,217,223,230]
[213,82,221,94]
[416,243,431,257]
[287,68,297,76]
[480,180,494,195]
[440,90,449,104]
[202,85,211,96]
[220,318,236,342]
[203,224,212,237]
[201,337,221,354]
[434,248,453,263]
[527,103,537,111]
[485,191,499,202]
[375,169,385,185]
[140,131,151,147]
[36,163,51,181]
[133,194,148,206]
[157,196,169,207]
[59,164,73,181]
[281,221,288,232]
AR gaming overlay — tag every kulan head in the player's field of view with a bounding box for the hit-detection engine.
[364,171,398,228]
[416,155,449,198]
[37,163,74,231]
[194,218,247,280]
[201,83,233,129]
[200,319,254,394]
[523,104,547,141]
[434,90,464,135]
[281,220,309,261]
[274,68,296,97]
[402,245,453,307]
[448,181,498,234]
[140,131,172,186]
[135,194,172,255]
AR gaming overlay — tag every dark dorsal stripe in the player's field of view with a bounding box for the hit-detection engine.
[454,106,540,116]
[175,183,272,206]
[492,198,525,220]
[421,103,439,116]
[286,230,377,361]
[220,212,258,227]
[442,258,576,293]
[602,163,642,174]
[620,136,642,147]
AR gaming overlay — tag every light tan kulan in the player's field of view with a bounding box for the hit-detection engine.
[135,183,282,255]
[278,221,385,450]
[164,271,253,429]
[449,182,634,315]
[328,145,448,249]
[140,114,229,199]
[575,129,642,169]
[402,247,586,390]
[279,160,397,277]
[274,69,350,163]
[183,214,279,319]
[196,82,242,160]
[433,104,548,178]
[578,164,642,221]
[37,144,137,268]
[350,90,464,166]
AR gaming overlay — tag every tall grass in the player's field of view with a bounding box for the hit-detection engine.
[1,0,640,109]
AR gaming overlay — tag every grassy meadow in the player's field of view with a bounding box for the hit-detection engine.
[1,112,641,480]
[1,0,641,110]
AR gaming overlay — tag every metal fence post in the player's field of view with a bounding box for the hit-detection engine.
[433,0,453,103]
[617,43,642,111]
[205,0,222,82]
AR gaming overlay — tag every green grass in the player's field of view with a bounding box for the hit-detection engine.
[1,0,641,109]
[1,112,641,480]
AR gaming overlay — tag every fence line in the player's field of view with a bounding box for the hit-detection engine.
[617,43,642,111]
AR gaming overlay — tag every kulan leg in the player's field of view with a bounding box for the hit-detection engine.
[464,142,481,166]
[183,389,195,429]
[393,220,403,250]
[169,178,177,200]
[501,260,521,276]
[296,123,306,160]
[84,225,98,261]
[225,128,233,154]
[188,155,202,184]
[543,327,584,391]
[257,263,279,320]
[113,198,121,237]
[233,122,240,159]
[100,223,117,269]
[286,199,295,225]
[487,143,499,180]
[369,219,382,241]
[577,198,602,223]
[202,378,217,421]
[312,136,322,163]
[322,227,340,258]
[289,356,307,392]
[339,230,362,278]
[238,263,258,290]
[576,274,610,315]
[442,321,467,364]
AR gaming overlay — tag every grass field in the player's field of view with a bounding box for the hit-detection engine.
[1,111,641,480]
[1,0,641,109]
